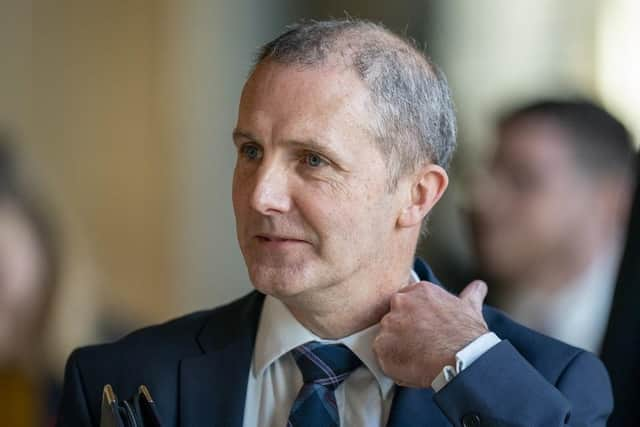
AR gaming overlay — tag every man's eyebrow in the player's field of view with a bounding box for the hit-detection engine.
[232,129,259,143]
[285,139,342,160]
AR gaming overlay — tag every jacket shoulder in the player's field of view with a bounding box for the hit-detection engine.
[74,291,263,364]
[483,305,589,380]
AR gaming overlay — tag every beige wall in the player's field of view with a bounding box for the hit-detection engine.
[27,1,175,323]
[1,1,32,135]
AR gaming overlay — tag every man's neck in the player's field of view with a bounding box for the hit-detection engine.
[282,264,414,339]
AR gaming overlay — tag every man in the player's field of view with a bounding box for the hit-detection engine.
[57,20,612,426]
[470,100,636,354]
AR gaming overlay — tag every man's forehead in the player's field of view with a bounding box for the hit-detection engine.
[237,61,373,137]
[242,60,366,105]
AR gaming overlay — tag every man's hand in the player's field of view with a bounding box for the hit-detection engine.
[373,280,489,388]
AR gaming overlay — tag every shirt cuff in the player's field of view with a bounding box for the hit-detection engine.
[431,332,501,392]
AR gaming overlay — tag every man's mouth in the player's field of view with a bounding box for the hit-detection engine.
[255,234,308,244]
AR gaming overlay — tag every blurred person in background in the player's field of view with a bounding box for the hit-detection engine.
[0,136,61,426]
[470,100,636,354]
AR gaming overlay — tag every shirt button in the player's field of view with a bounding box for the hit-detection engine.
[462,413,481,427]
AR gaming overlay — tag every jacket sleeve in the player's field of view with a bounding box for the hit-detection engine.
[56,349,97,427]
[433,340,613,427]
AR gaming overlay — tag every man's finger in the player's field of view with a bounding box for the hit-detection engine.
[459,280,488,313]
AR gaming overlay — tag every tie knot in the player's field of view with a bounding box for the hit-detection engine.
[291,342,362,390]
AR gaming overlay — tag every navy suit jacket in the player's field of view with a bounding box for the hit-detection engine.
[57,260,612,426]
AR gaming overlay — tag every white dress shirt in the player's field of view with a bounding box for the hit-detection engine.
[242,295,396,427]
[242,271,500,427]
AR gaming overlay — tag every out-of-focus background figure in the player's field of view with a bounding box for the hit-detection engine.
[469,100,636,353]
[0,133,101,426]
[0,138,60,426]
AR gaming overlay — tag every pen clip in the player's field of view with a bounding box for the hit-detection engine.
[138,385,154,404]
[103,384,119,405]
[100,384,125,427]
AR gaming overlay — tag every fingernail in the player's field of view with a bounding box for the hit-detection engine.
[476,280,487,293]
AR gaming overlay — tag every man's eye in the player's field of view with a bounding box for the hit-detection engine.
[241,144,262,160]
[303,152,327,168]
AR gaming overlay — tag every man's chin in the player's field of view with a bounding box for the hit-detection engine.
[248,265,312,298]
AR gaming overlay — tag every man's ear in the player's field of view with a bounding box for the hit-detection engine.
[397,164,449,228]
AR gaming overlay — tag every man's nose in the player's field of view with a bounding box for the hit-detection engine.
[250,161,291,215]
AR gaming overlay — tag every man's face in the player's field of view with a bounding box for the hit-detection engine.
[470,117,593,283]
[232,61,403,300]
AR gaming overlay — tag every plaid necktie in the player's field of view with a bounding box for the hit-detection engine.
[287,341,362,427]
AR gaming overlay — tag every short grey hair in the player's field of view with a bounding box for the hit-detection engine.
[253,18,457,189]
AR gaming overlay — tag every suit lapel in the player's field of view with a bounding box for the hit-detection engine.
[179,342,252,427]
[179,292,266,427]
[387,387,451,427]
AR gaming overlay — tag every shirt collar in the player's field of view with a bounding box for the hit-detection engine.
[253,270,421,399]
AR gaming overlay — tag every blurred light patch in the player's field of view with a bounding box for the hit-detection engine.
[596,0,640,145]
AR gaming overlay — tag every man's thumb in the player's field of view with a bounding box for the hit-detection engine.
[459,280,488,313]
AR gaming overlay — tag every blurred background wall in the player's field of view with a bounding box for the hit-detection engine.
[1,0,638,376]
